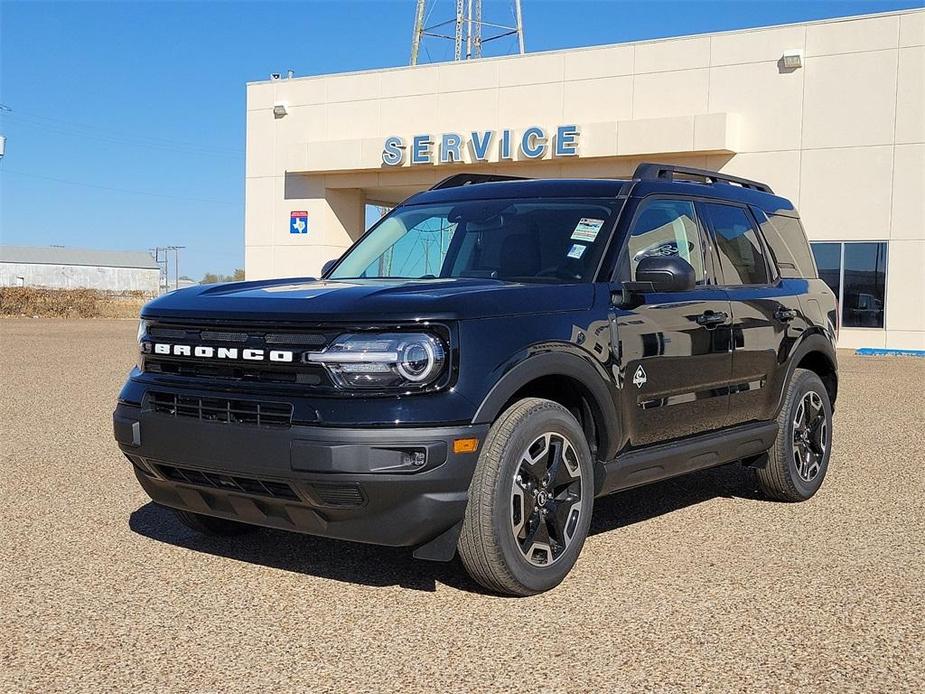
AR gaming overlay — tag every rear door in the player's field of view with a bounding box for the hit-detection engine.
[699,201,801,425]
[611,196,733,447]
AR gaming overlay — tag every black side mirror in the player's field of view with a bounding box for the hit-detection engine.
[635,255,696,292]
[321,259,338,277]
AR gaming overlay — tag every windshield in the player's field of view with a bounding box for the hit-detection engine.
[329,198,622,283]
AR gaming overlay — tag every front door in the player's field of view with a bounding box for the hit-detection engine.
[611,197,733,447]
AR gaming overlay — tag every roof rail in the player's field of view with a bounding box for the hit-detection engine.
[429,173,528,190]
[633,163,774,194]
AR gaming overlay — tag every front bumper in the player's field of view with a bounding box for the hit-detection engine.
[114,402,487,548]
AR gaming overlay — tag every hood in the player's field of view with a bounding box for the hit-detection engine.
[142,277,595,322]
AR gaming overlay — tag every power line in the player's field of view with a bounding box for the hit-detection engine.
[2,114,243,159]
[0,168,236,205]
[0,106,242,156]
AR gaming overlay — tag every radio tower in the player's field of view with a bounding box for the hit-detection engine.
[410,0,525,65]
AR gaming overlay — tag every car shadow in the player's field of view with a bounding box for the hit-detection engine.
[589,461,764,536]
[129,463,762,594]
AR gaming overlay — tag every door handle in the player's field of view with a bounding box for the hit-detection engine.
[696,310,729,328]
[775,307,798,322]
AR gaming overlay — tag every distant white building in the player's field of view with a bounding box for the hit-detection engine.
[0,245,160,293]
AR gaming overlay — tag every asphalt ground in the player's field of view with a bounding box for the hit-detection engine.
[2,319,923,692]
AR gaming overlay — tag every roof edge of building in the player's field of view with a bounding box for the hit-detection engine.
[246,6,923,87]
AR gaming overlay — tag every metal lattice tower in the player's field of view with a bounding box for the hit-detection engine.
[410,0,525,65]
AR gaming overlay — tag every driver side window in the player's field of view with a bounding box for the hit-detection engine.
[627,199,706,284]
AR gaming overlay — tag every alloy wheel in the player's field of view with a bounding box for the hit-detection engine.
[792,390,828,483]
[510,432,583,566]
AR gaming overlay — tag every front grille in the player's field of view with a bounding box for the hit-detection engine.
[143,359,324,385]
[147,391,293,428]
[142,321,335,386]
[155,463,299,501]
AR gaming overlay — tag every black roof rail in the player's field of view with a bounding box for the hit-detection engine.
[429,173,528,190]
[633,162,774,194]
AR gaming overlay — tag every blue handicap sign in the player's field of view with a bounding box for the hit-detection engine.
[290,211,308,234]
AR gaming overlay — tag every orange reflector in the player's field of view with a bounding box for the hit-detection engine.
[453,437,479,454]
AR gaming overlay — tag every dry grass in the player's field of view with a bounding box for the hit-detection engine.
[0,287,150,319]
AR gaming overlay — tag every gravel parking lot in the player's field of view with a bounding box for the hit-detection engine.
[2,319,923,692]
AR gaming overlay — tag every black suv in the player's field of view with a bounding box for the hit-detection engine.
[114,163,838,596]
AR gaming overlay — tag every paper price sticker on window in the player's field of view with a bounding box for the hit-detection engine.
[571,218,605,242]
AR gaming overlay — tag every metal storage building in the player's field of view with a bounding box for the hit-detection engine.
[0,245,160,293]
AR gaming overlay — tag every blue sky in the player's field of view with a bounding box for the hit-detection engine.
[1,0,920,280]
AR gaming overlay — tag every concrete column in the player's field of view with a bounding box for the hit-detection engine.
[245,174,366,280]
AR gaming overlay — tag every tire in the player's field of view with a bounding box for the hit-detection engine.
[458,398,594,596]
[172,508,254,536]
[757,368,833,502]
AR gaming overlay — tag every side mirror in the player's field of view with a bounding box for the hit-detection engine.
[321,258,338,277]
[635,255,696,292]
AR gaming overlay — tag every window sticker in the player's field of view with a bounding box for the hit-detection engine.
[567,243,587,259]
[571,218,605,242]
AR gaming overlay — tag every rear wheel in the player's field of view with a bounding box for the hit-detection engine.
[757,368,833,501]
[172,509,254,536]
[458,398,594,596]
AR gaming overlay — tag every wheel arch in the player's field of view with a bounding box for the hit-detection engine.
[471,351,620,461]
[777,332,838,414]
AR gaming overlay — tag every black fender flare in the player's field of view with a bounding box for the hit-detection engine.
[774,331,838,415]
[471,350,621,460]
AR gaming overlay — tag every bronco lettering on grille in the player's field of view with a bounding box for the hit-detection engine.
[142,342,295,363]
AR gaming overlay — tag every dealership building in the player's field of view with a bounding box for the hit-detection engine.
[245,8,924,350]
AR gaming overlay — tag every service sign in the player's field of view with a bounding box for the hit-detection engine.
[290,210,308,235]
[382,125,580,167]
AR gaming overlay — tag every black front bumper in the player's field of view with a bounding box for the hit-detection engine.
[114,402,487,549]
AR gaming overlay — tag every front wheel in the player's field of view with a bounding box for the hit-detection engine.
[458,398,594,596]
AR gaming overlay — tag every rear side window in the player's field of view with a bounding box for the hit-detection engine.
[759,213,817,279]
[703,203,770,285]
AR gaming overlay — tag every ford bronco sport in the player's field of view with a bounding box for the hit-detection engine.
[114,163,838,596]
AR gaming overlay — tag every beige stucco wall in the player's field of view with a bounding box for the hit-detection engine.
[245,8,925,349]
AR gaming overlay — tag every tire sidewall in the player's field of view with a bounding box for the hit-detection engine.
[489,404,594,594]
[785,372,833,499]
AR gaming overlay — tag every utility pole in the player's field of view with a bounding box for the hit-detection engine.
[166,245,186,291]
[410,0,525,65]
[0,103,11,161]
[410,0,427,65]
[149,245,184,292]
[149,247,168,293]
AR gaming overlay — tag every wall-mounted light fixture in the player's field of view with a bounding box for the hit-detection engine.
[273,103,288,119]
[781,49,803,70]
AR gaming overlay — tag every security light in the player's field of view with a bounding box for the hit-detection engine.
[273,104,288,119]
[781,49,803,69]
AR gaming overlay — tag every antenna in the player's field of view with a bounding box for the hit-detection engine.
[410,0,525,65]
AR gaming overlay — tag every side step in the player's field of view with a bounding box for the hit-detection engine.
[597,421,778,497]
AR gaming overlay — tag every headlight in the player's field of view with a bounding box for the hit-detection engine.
[308,332,447,390]
[136,319,150,370]
[136,318,150,344]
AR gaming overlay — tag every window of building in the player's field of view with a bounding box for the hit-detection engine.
[627,199,706,284]
[702,203,770,285]
[810,241,887,329]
